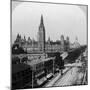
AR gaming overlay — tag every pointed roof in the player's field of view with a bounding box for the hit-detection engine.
[75,36,78,41]
[24,35,26,40]
[16,33,21,39]
[17,33,20,38]
[40,14,44,25]
[28,36,31,40]
[61,35,64,40]
[48,36,51,41]
[66,36,69,40]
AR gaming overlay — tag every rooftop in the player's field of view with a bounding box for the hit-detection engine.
[27,57,55,67]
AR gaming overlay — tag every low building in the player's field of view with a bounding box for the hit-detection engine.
[12,63,32,89]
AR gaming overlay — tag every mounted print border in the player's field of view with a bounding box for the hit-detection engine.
[11,0,88,89]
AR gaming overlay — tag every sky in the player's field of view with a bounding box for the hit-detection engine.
[12,1,87,45]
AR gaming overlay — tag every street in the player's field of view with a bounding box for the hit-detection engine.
[45,62,87,87]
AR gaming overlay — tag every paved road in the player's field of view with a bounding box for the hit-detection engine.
[53,67,84,86]
[45,62,85,87]
[45,68,70,87]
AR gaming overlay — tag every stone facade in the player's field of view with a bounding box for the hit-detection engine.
[38,15,45,52]
[13,15,73,53]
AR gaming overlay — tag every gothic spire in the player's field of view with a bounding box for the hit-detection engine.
[40,14,44,25]
[76,36,78,41]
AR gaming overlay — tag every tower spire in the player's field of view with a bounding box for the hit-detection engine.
[38,14,45,52]
[76,36,78,41]
[40,14,43,25]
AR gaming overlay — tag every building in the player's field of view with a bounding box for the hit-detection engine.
[14,34,22,47]
[70,37,80,49]
[65,36,70,51]
[38,15,46,52]
[12,63,32,89]
[27,37,32,44]
[13,15,73,53]
[60,35,65,51]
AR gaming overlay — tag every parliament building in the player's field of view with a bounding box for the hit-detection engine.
[13,15,73,53]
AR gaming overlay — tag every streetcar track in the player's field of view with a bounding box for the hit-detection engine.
[53,67,72,86]
[44,67,72,87]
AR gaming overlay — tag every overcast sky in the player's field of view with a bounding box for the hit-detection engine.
[12,1,87,45]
